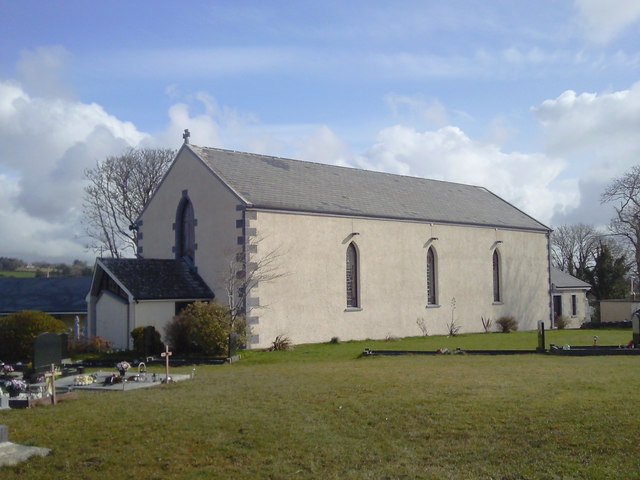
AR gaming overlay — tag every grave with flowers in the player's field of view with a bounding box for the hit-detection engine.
[0,362,78,409]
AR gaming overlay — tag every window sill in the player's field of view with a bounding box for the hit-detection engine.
[492,301,503,306]
[344,307,362,312]
[425,304,440,309]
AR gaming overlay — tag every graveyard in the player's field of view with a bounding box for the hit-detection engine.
[1,328,639,479]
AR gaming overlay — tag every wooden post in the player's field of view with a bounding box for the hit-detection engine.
[161,345,172,382]
[633,317,640,346]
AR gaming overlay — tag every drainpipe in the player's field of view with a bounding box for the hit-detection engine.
[547,231,553,329]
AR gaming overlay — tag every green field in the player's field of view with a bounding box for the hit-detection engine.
[1,329,639,479]
[0,270,36,278]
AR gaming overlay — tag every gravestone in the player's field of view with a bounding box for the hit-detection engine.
[229,332,238,357]
[0,425,7,443]
[143,326,155,357]
[633,317,640,346]
[536,320,545,352]
[33,333,68,374]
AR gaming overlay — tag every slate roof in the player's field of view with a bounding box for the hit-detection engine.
[0,277,91,314]
[550,268,591,290]
[188,145,550,232]
[98,258,213,300]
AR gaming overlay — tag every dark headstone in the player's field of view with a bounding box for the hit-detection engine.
[537,320,545,352]
[33,332,68,373]
[633,317,640,346]
[143,326,155,357]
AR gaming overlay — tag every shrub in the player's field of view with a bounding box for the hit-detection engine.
[269,335,293,351]
[165,315,191,354]
[496,316,518,333]
[0,310,66,361]
[329,337,340,344]
[165,301,245,356]
[68,336,112,355]
[555,316,569,330]
[446,319,460,336]
[130,326,164,355]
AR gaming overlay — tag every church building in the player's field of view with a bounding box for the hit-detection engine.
[88,138,552,349]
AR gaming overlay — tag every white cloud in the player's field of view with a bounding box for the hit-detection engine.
[0,80,147,219]
[0,174,89,261]
[574,0,640,44]
[0,48,149,261]
[152,102,223,148]
[15,45,75,99]
[532,82,640,180]
[294,126,353,167]
[367,46,638,80]
[353,125,576,225]
[385,93,449,128]
[97,47,302,80]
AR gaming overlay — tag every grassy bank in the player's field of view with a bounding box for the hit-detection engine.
[0,270,36,278]
[1,329,639,479]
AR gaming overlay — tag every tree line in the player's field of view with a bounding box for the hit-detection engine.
[551,166,640,301]
[0,257,93,277]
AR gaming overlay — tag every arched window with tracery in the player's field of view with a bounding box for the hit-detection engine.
[426,246,437,305]
[346,242,359,308]
[493,249,501,302]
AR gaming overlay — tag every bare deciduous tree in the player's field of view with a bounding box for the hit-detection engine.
[550,223,599,277]
[221,236,288,339]
[83,147,175,258]
[601,165,640,277]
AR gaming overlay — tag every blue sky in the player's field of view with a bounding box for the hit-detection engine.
[1,1,640,261]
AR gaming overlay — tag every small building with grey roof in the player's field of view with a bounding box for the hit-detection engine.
[550,267,591,327]
[89,142,553,349]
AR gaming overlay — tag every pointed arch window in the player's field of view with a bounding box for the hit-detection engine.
[493,249,501,303]
[175,196,196,262]
[426,246,437,305]
[346,243,359,308]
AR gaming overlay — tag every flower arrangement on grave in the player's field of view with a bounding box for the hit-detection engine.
[3,378,27,397]
[73,374,94,386]
[116,361,131,376]
[0,363,14,379]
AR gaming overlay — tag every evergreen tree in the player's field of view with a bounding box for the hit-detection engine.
[583,242,629,300]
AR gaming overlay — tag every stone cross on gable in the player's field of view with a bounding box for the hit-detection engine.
[161,345,172,382]
[183,129,190,144]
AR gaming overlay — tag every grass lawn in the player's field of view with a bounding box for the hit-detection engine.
[1,329,639,479]
[0,270,35,278]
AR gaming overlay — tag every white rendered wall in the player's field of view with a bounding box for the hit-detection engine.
[134,301,176,342]
[552,290,590,327]
[247,211,551,348]
[600,300,640,323]
[138,148,241,300]
[95,291,129,349]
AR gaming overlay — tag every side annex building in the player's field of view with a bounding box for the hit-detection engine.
[88,143,552,349]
